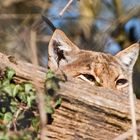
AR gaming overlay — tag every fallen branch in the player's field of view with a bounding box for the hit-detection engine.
[0,52,140,139]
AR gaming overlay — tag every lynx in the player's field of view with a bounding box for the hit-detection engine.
[47,29,139,93]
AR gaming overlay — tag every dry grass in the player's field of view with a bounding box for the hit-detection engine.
[30,30,47,140]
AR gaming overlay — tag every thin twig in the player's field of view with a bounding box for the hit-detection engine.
[113,124,140,140]
[59,0,74,17]
[30,30,47,140]
[128,73,137,140]
[113,73,138,140]
[103,6,140,34]
[113,128,132,140]
[8,104,24,131]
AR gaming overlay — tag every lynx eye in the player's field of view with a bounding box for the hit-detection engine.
[116,79,128,86]
[82,74,96,82]
[77,74,101,86]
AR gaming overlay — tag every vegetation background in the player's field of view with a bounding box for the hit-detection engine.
[0,0,140,139]
[0,0,140,97]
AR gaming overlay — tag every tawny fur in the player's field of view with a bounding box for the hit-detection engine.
[48,29,140,93]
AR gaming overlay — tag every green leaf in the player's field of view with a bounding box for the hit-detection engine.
[4,112,13,124]
[1,107,6,113]
[10,106,17,113]
[17,92,27,102]
[46,106,54,114]
[27,97,31,108]
[0,133,9,140]
[31,117,40,130]
[12,84,23,97]
[2,79,10,86]
[24,83,33,93]
[6,68,15,80]
[55,97,62,108]
[29,91,35,97]
[10,100,18,106]
[46,79,59,90]
[46,95,51,105]
[10,101,18,113]
[2,84,13,96]
[27,96,35,108]
[0,112,4,118]
[46,69,55,79]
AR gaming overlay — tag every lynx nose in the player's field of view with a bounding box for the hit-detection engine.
[102,78,116,89]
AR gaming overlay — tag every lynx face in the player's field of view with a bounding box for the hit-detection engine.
[48,29,139,93]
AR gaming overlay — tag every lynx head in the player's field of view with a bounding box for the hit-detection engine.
[48,29,139,93]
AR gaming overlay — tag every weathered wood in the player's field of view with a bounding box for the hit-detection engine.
[0,52,140,140]
[45,80,140,140]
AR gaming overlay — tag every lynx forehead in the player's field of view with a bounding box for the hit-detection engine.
[48,29,140,93]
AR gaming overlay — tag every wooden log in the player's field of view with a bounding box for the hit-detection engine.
[0,52,140,139]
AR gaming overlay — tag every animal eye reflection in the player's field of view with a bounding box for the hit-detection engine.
[116,78,128,86]
[81,74,96,82]
[77,74,101,86]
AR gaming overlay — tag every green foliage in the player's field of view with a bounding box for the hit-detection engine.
[0,68,62,139]
[0,68,37,139]
[0,130,39,140]
[6,68,15,80]
[3,112,13,124]
[45,69,62,115]
[55,97,62,108]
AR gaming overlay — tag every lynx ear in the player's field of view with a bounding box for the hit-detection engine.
[116,43,139,70]
[48,29,80,71]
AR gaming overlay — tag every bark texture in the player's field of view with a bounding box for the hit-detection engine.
[0,52,140,140]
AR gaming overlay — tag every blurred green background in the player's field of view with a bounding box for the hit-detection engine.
[0,0,140,97]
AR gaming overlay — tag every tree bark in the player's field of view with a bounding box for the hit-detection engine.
[0,52,140,140]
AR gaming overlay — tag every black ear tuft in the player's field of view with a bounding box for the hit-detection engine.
[53,40,67,66]
[42,15,56,32]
